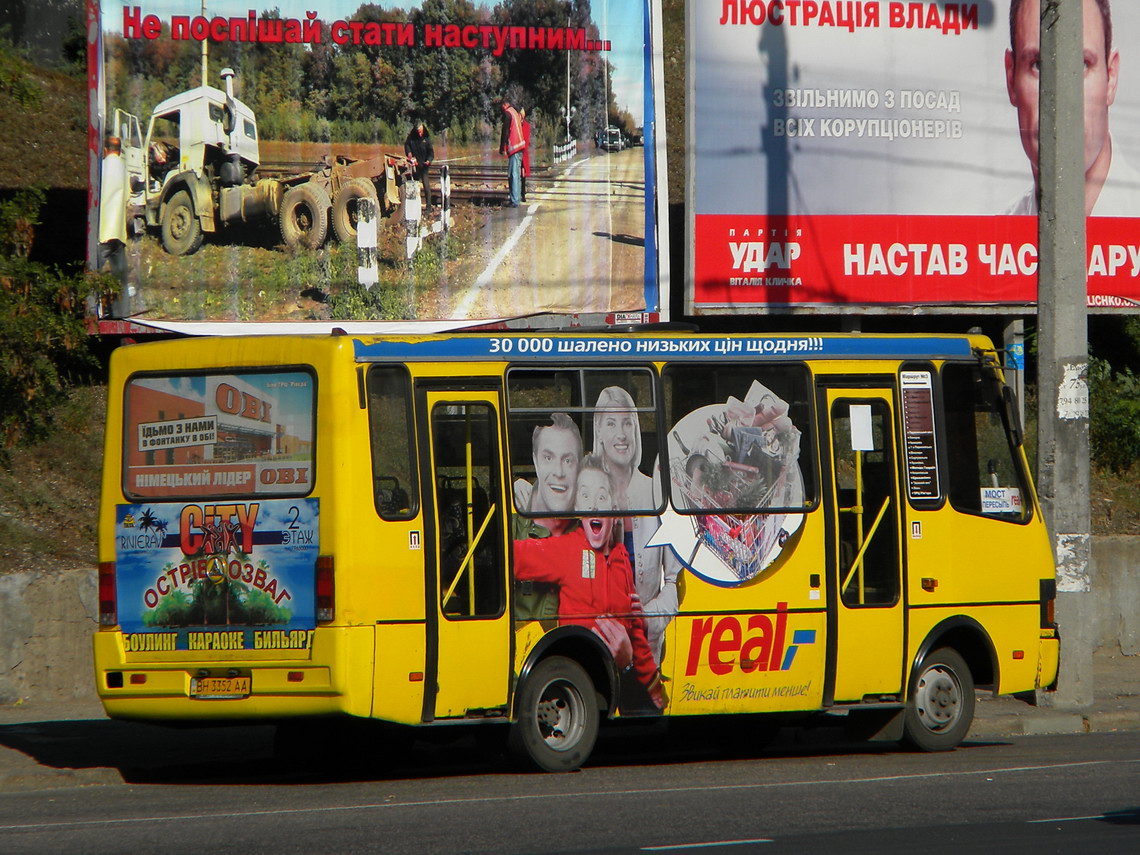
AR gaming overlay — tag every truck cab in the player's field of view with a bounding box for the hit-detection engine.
[119,68,265,254]
[141,76,260,192]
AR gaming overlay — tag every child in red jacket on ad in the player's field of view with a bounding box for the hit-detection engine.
[513,455,666,710]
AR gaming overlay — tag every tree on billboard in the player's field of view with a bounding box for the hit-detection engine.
[102,2,616,145]
[399,0,490,139]
[492,0,609,141]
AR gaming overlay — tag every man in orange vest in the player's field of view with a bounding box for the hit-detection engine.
[499,97,525,208]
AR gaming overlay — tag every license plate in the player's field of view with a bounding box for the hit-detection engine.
[191,676,251,699]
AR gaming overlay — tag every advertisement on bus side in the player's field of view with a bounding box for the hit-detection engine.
[508,362,816,714]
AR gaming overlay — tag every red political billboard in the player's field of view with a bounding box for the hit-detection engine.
[688,0,1140,313]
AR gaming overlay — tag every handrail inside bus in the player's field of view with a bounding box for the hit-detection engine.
[841,496,891,604]
[441,503,498,611]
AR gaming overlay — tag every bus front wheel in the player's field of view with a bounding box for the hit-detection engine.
[508,656,599,772]
[903,647,975,751]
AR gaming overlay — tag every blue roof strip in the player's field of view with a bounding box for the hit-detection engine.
[353,335,977,363]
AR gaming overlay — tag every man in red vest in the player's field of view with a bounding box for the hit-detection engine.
[499,97,525,207]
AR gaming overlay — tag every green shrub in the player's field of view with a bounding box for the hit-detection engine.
[0,48,43,108]
[1089,357,1140,473]
[0,188,94,449]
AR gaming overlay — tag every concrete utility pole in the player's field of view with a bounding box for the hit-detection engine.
[1036,0,1092,709]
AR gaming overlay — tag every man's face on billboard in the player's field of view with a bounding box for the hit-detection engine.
[1005,0,1119,182]
[532,425,580,513]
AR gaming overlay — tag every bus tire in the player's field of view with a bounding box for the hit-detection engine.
[279,183,330,250]
[903,647,975,752]
[160,189,203,255]
[331,177,379,243]
[508,656,599,772]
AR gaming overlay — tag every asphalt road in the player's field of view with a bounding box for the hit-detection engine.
[447,146,648,319]
[0,722,1137,854]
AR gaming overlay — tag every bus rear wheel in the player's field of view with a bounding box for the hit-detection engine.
[508,656,599,772]
[903,647,975,751]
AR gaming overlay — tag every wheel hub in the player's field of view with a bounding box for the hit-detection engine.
[916,666,961,731]
[535,681,583,750]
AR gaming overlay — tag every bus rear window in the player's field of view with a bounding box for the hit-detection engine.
[122,370,316,500]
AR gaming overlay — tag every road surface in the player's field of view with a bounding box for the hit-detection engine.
[445,147,649,319]
[1,717,1138,854]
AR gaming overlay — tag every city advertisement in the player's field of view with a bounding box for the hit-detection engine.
[689,0,1140,312]
[89,0,667,328]
[113,498,319,650]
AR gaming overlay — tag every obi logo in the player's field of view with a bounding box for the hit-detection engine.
[684,602,816,676]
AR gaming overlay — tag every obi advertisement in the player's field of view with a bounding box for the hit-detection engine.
[113,498,319,650]
[123,370,315,499]
[89,0,667,326]
[508,362,816,714]
[689,0,1140,311]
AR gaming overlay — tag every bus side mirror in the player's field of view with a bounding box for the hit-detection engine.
[1002,385,1024,447]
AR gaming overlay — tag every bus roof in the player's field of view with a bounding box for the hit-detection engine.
[352,332,986,363]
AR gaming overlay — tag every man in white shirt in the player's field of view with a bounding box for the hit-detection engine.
[98,136,128,281]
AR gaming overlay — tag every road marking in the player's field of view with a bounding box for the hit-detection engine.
[1035,811,1130,825]
[454,160,584,318]
[1,759,1135,833]
[642,840,773,850]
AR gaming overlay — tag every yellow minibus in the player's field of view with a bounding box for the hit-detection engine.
[94,330,1059,771]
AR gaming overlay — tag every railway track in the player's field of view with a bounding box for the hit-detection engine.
[256,160,569,206]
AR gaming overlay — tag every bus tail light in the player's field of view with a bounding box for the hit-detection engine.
[316,555,335,623]
[1040,578,1056,630]
[99,561,118,626]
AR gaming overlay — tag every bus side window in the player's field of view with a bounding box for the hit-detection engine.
[367,365,418,520]
[942,364,1030,522]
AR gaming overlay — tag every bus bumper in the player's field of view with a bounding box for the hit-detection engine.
[1037,630,1060,691]
[92,626,374,721]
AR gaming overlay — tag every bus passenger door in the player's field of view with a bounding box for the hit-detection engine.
[819,385,905,704]
[419,387,511,720]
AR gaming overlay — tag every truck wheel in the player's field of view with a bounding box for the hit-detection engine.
[508,656,599,772]
[332,177,379,244]
[160,189,203,255]
[903,647,975,752]
[280,183,330,250]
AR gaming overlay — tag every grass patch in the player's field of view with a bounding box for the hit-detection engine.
[0,385,104,574]
[128,203,485,322]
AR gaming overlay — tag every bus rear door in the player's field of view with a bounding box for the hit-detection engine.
[819,382,905,705]
[418,385,511,720]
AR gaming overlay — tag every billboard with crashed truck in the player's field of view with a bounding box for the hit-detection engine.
[88,0,668,330]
